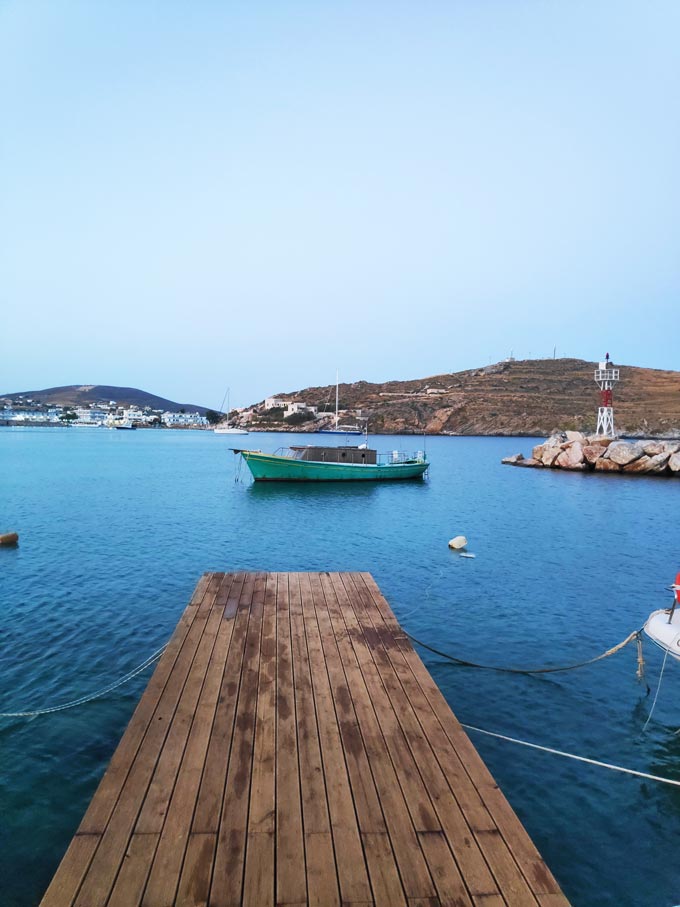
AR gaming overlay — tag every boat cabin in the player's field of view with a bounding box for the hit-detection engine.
[290,445,377,465]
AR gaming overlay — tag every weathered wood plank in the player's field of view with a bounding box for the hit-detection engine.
[275,574,307,906]
[210,572,266,907]
[317,572,436,902]
[340,572,509,905]
[299,573,373,905]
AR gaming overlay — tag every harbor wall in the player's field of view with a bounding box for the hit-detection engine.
[503,431,680,476]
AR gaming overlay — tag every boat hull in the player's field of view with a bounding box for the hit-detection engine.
[643,608,680,662]
[240,451,428,482]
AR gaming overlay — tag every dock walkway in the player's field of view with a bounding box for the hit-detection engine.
[41,572,570,907]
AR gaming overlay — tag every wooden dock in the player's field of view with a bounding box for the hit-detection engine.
[41,572,570,907]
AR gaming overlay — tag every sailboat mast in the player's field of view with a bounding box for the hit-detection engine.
[335,370,339,429]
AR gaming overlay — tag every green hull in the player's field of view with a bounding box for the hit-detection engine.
[241,451,428,482]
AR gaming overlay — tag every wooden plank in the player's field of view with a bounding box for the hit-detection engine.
[339,573,509,906]
[210,572,266,907]
[275,574,307,906]
[298,573,373,905]
[315,572,436,902]
[362,832,408,907]
[107,833,159,907]
[39,835,100,907]
[175,832,215,907]
[141,573,240,905]
[289,574,341,907]
[243,573,277,907]
[192,572,251,833]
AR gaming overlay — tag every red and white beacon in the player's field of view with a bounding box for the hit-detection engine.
[594,352,620,438]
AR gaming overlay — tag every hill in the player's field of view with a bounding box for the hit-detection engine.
[0,385,209,414]
[265,358,680,436]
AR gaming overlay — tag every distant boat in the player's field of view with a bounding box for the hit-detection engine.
[114,421,136,430]
[318,370,363,435]
[232,443,429,482]
[214,388,248,435]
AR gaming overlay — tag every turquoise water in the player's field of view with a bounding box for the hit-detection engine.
[2,427,680,907]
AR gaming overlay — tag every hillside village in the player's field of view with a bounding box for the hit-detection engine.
[0,396,208,428]
[0,392,348,431]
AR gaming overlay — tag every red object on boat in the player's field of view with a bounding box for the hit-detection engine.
[675,572,680,604]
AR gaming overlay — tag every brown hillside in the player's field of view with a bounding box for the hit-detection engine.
[268,359,680,436]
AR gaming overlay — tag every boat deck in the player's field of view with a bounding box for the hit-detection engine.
[40,571,570,907]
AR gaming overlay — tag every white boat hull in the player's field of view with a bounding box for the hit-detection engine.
[643,608,680,662]
[214,427,249,434]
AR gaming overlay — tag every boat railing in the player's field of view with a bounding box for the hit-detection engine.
[376,450,427,465]
[273,447,298,459]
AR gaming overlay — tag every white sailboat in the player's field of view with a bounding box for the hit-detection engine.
[318,371,363,435]
[214,388,248,435]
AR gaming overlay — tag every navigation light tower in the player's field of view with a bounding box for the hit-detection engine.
[594,352,619,437]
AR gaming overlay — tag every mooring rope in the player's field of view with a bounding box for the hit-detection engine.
[406,629,643,676]
[0,644,168,718]
[462,723,680,788]
[642,644,671,732]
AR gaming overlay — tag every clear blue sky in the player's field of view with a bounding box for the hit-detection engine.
[2,1,678,408]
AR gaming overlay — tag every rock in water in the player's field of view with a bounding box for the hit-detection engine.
[556,442,585,469]
[583,444,605,465]
[501,454,524,465]
[607,441,645,466]
[448,536,468,550]
[594,458,622,472]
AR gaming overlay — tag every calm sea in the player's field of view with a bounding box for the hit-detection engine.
[2,427,680,907]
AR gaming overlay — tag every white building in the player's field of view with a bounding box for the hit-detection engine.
[161,411,208,426]
[284,402,318,418]
[264,397,285,410]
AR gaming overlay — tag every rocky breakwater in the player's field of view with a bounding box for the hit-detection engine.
[502,431,680,476]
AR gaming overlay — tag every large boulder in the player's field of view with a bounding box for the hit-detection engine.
[647,453,672,474]
[556,442,585,469]
[541,446,562,467]
[623,453,670,474]
[565,430,586,443]
[594,458,621,472]
[606,441,645,466]
[515,457,543,468]
[586,434,613,447]
[532,443,547,460]
[668,452,680,473]
[502,453,524,465]
[583,444,607,466]
[642,441,669,457]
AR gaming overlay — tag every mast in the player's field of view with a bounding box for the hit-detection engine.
[335,370,339,429]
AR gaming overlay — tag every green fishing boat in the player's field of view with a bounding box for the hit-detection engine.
[233,444,429,482]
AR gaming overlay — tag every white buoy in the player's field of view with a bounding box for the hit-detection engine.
[448,535,467,550]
